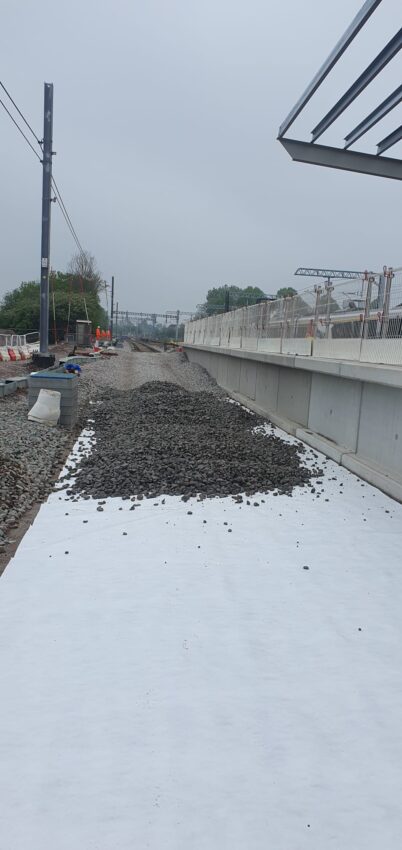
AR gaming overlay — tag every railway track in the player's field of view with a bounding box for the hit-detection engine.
[129,339,162,353]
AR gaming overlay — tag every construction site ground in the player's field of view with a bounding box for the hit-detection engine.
[0,348,402,849]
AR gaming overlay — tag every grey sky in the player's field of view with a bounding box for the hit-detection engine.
[2,0,401,314]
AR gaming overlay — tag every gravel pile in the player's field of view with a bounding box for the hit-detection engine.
[0,349,318,557]
[66,382,318,500]
[0,351,220,552]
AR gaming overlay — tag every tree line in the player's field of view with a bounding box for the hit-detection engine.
[0,253,108,341]
[197,285,298,317]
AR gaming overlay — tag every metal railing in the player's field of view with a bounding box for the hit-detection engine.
[185,267,402,367]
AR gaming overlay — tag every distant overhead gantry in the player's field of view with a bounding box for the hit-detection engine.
[114,309,195,323]
[295,267,367,281]
[278,0,402,180]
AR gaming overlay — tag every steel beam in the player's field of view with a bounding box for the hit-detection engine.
[311,28,402,142]
[279,137,402,180]
[377,124,402,155]
[295,268,365,279]
[344,85,402,148]
[115,310,195,320]
[277,0,383,138]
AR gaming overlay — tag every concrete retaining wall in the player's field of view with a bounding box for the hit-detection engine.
[185,344,402,502]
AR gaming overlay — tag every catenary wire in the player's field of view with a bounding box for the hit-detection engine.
[0,80,43,146]
[0,82,88,260]
[0,95,41,161]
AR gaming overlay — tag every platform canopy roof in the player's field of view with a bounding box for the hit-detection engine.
[278,0,402,180]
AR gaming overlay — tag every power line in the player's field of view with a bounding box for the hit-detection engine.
[0,80,88,263]
[0,80,42,146]
[53,191,83,255]
[0,95,41,161]
[51,176,85,256]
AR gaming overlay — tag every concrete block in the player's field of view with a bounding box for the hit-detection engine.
[267,410,299,437]
[296,428,350,464]
[257,338,282,355]
[29,380,78,394]
[357,383,402,479]
[340,361,402,389]
[29,371,78,384]
[4,382,17,396]
[239,360,257,401]
[226,358,240,392]
[60,414,78,428]
[28,371,78,428]
[294,356,341,377]
[308,372,362,452]
[6,376,28,389]
[342,453,402,504]
[225,390,294,433]
[255,362,279,414]
[217,354,229,388]
[282,338,312,357]
[187,348,214,377]
[241,337,258,352]
[207,353,220,381]
[277,366,311,426]
[0,382,6,397]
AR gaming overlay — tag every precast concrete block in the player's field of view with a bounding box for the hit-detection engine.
[255,362,279,415]
[217,354,229,388]
[277,367,311,426]
[7,376,28,389]
[205,352,219,380]
[308,372,362,451]
[239,360,257,401]
[226,358,241,393]
[357,383,402,478]
[342,453,402,503]
[28,371,78,428]
[4,382,17,396]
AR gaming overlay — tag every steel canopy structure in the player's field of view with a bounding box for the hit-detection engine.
[278,0,402,180]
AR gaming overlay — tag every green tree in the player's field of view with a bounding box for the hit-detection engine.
[276,287,297,298]
[200,284,266,316]
[0,267,108,342]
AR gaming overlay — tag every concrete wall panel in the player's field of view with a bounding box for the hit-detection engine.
[217,354,229,388]
[308,373,362,451]
[226,358,240,392]
[184,344,402,500]
[239,360,257,401]
[357,383,402,477]
[187,348,214,377]
[257,338,281,354]
[277,367,311,426]
[255,362,279,413]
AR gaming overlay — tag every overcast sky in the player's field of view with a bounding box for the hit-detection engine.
[2,0,401,314]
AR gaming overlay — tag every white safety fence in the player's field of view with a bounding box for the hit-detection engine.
[0,332,39,362]
[185,267,402,367]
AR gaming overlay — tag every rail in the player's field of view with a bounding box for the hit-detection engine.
[185,267,402,367]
